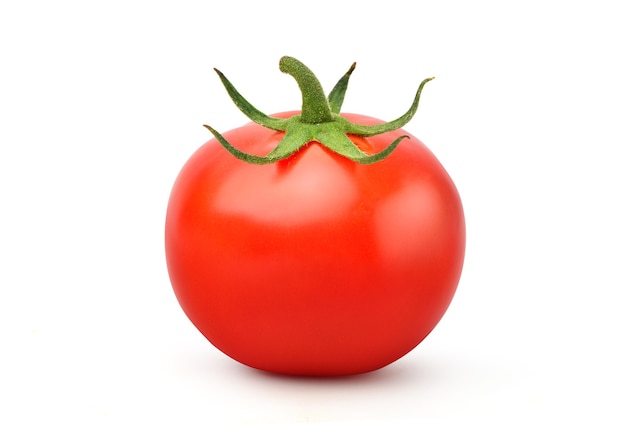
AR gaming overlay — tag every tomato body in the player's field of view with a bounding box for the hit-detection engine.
[165,112,465,376]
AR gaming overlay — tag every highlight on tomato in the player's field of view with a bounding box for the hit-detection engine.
[165,56,465,376]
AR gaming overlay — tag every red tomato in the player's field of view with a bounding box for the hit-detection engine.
[165,108,465,376]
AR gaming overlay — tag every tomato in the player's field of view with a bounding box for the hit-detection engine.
[165,57,465,376]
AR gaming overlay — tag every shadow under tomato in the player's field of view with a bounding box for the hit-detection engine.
[173,347,458,423]
[236,355,424,387]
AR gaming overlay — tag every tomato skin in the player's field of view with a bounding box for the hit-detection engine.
[165,112,465,376]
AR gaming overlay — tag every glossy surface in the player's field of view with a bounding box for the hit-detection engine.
[165,112,465,376]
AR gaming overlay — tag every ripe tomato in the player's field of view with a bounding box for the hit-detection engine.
[165,57,465,376]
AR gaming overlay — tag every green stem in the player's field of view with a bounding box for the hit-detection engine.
[279,56,333,124]
[205,56,434,165]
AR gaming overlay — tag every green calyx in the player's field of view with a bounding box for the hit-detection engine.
[204,56,434,165]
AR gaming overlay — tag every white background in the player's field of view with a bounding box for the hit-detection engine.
[1,1,625,426]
